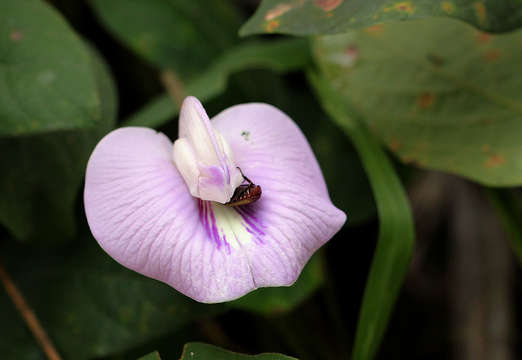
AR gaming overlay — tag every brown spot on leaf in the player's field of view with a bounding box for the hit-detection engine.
[427,53,445,66]
[485,154,505,168]
[384,2,415,14]
[10,30,23,41]
[473,2,487,25]
[344,45,359,56]
[265,20,280,32]
[476,31,492,44]
[417,92,435,108]
[441,2,455,13]
[389,139,402,151]
[481,144,490,153]
[365,24,383,35]
[483,49,501,62]
[315,0,343,12]
[265,3,293,21]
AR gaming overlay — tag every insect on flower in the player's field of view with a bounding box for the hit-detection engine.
[225,167,262,207]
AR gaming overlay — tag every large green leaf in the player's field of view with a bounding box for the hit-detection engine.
[309,73,414,360]
[0,0,105,136]
[313,18,522,186]
[240,0,522,36]
[0,46,116,243]
[88,0,242,78]
[179,342,297,360]
[123,38,312,128]
[0,238,224,360]
[230,253,324,315]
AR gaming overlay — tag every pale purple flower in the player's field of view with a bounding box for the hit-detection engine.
[84,97,346,303]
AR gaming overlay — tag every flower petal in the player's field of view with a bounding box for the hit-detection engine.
[84,127,254,302]
[212,103,347,287]
[85,103,346,304]
[175,97,242,203]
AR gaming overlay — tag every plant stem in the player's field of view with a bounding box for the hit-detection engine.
[0,262,62,360]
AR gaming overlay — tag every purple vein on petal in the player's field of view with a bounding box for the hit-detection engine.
[208,203,223,249]
[235,206,266,236]
[197,199,266,251]
[235,206,266,245]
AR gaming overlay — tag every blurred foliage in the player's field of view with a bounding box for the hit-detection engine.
[313,18,522,186]
[0,46,116,243]
[124,38,312,128]
[137,351,160,360]
[88,0,242,79]
[230,253,324,315]
[0,0,520,359]
[0,0,107,136]
[309,73,414,360]
[241,0,522,36]
[0,238,224,360]
[178,342,298,360]
[487,188,522,265]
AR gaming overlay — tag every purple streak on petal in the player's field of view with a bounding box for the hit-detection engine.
[222,233,231,255]
[198,199,210,242]
[208,201,222,249]
[235,206,266,237]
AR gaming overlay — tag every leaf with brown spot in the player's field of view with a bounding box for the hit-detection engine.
[313,18,522,186]
[485,154,505,167]
[315,0,343,12]
[417,92,436,108]
[240,0,522,36]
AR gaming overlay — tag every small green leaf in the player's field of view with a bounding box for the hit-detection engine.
[0,0,105,136]
[230,253,323,315]
[138,351,162,360]
[88,0,242,78]
[180,342,297,360]
[123,38,311,128]
[309,72,414,360]
[240,0,522,36]
[0,46,116,243]
[313,18,522,186]
[0,238,224,359]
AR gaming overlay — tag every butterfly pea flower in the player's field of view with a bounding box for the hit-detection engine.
[84,96,346,303]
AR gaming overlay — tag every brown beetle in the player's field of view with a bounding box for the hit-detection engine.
[225,167,262,207]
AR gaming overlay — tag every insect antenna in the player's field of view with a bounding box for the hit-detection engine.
[236,167,254,185]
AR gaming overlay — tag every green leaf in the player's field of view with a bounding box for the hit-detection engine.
[308,73,414,360]
[230,253,323,315]
[123,38,311,128]
[179,342,297,360]
[0,46,116,243]
[138,351,162,360]
[240,0,522,36]
[0,238,224,360]
[0,0,105,136]
[313,18,522,186]
[88,0,242,78]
